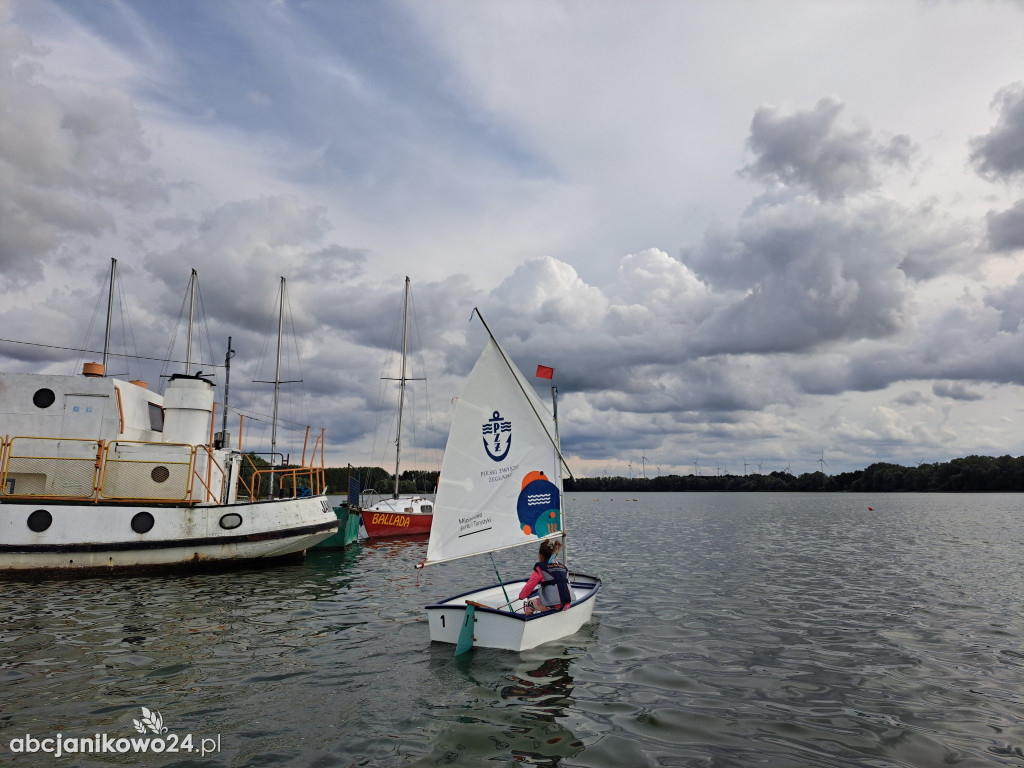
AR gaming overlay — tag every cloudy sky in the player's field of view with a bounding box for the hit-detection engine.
[3,0,1024,478]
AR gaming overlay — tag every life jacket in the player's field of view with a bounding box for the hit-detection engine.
[536,561,572,608]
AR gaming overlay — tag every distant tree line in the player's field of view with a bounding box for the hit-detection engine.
[237,457,437,498]
[563,455,1024,493]
[308,454,1023,496]
[323,465,439,497]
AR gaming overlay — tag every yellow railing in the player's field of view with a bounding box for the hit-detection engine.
[1,429,324,504]
[1,436,100,499]
[0,435,225,504]
[237,452,325,502]
[99,440,193,501]
[235,426,326,502]
[192,445,228,504]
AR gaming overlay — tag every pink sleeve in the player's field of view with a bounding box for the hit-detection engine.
[519,567,543,600]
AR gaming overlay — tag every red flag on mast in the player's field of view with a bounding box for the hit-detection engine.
[536,364,554,379]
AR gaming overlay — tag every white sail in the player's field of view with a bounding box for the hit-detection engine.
[424,338,562,566]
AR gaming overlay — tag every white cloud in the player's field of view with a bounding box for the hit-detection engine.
[3,0,1024,475]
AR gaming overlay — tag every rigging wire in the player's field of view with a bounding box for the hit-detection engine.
[72,280,107,375]
[0,338,223,370]
[241,279,320,464]
[194,278,220,388]
[368,297,404,472]
[115,268,145,382]
[407,287,443,478]
[11,267,214,377]
[158,275,192,387]
[366,281,440,493]
[284,287,313,432]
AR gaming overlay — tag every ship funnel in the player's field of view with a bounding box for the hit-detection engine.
[162,374,214,444]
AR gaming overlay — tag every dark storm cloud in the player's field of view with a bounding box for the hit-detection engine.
[986,199,1024,251]
[986,275,1024,333]
[0,20,167,284]
[932,381,984,401]
[894,390,929,407]
[741,97,916,202]
[684,197,911,356]
[970,83,1024,182]
[143,197,332,331]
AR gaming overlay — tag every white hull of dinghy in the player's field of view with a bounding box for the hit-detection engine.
[0,495,339,574]
[426,573,600,651]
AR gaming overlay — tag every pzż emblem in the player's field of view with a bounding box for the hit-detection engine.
[482,410,511,462]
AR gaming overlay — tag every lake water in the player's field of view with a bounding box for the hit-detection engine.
[3,493,1023,767]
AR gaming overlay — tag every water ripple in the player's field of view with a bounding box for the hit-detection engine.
[3,493,1023,766]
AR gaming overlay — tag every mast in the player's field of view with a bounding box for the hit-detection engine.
[393,276,410,499]
[552,384,568,570]
[185,268,197,375]
[271,277,285,498]
[222,336,234,442]
[102,258,116,372]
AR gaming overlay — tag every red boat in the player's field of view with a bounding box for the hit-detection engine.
[362,278,438,539]
[361,496,433,537]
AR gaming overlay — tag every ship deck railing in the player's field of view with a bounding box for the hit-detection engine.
[0,435,226,505]
[236,453,326,502]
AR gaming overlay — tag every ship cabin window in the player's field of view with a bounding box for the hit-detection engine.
[33,388,56,408]
[148,403,165,432]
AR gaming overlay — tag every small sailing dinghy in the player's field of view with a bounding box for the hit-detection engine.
[419,312,600,652]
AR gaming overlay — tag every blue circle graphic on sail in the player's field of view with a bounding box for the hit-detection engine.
[482,410,512,462]
[517,471,561,538]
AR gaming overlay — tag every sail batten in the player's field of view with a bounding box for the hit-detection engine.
[422,335,565,567]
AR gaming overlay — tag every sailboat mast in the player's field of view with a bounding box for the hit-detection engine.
[222,336,234,442]
[185,268,197,375]
[271,277,285,497]
[552,385,568,570]
[102,258,116,372]
[393,276,410,499]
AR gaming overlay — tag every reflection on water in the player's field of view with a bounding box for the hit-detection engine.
[3,493,1024,766]
[414,641,588,767]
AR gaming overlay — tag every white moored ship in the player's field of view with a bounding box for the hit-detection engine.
[0,367,338,574]
[0,267,338,575]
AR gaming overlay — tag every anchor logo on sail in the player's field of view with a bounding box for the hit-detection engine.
[482,410,512,462]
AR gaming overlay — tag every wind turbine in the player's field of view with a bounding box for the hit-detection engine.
[818,451,829,474]
[743,457,749,476]
[640,450,649,479]
[694,459,700,476]
[756,460,763,474]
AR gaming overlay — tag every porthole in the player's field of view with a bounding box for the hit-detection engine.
[32,388,56,409]
[219,513,243,530]
[131,512,155,534]
[27,509,52,532]
[151,466,170,483]
[422,504,433,514]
